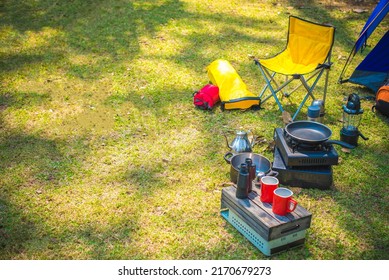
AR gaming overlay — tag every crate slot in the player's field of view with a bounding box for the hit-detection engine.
[281,224,300,234]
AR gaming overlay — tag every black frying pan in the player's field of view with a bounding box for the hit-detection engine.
[284,121,355,149]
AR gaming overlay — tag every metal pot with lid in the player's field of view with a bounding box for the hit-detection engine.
[224,152,277,183]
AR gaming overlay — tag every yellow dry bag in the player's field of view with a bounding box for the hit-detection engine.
[207,59,260,110]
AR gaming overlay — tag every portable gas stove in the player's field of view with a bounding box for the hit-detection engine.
[272,128,337,189]
[273,128,339,167]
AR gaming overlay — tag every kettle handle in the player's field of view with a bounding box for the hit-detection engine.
[223,132,232,150]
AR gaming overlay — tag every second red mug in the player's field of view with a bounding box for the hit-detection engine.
[272,187,298,216]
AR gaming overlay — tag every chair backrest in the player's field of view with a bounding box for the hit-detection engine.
[287,16,335,65]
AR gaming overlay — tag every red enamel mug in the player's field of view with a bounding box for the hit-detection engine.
[260,176,279,203]
[272,188,298,216]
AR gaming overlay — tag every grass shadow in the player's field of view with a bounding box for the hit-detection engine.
[0,0,387,260]
[0,130,92,258]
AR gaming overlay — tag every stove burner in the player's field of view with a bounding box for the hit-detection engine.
[288,139,332,153]
[274,128,339,167]
[283,129,332,152]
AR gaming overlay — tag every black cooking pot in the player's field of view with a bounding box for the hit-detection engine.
[284,121,355,149]
[224,152,276,183]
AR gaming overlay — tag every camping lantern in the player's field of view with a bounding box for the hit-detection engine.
[340,93,368,146]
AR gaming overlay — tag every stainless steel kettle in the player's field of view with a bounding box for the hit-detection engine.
[224,129,255,153]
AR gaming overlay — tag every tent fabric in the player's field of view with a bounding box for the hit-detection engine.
[259,16,335,75]
[349,30,389,92]
[340,0,389,91]
[354,0,389,54]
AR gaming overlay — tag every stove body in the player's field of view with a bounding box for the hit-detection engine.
[272,128,338,189]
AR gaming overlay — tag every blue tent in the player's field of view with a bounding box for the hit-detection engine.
[339,0,389,92]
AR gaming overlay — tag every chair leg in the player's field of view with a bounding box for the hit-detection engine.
[263,67,290,98]
[257,64,285,112]
[322,67,330,107]
[300,76,317,100]
[291,70,326,120]
[285,69,322,97]
[258,72,275,100]
[322,51,332,107]
[292,91,311,120]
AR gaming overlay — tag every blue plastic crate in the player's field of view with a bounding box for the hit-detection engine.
[221,208,306,256]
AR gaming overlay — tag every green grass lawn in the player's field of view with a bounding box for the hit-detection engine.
[0,0,388,260]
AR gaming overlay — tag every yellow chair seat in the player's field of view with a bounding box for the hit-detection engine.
[259,51,318,75]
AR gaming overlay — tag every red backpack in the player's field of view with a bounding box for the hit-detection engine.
[193,84,220,110]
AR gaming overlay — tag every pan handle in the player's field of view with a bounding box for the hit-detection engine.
[325,140,355,149]
[359,131,369,141]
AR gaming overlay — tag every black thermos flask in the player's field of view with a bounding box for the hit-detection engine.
[245,158,256,193]
[236,163,250,199]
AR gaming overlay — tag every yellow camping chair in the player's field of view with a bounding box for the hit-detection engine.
[253,16,335,120]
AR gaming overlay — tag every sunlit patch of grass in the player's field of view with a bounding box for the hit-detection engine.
[0,0,388,260]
